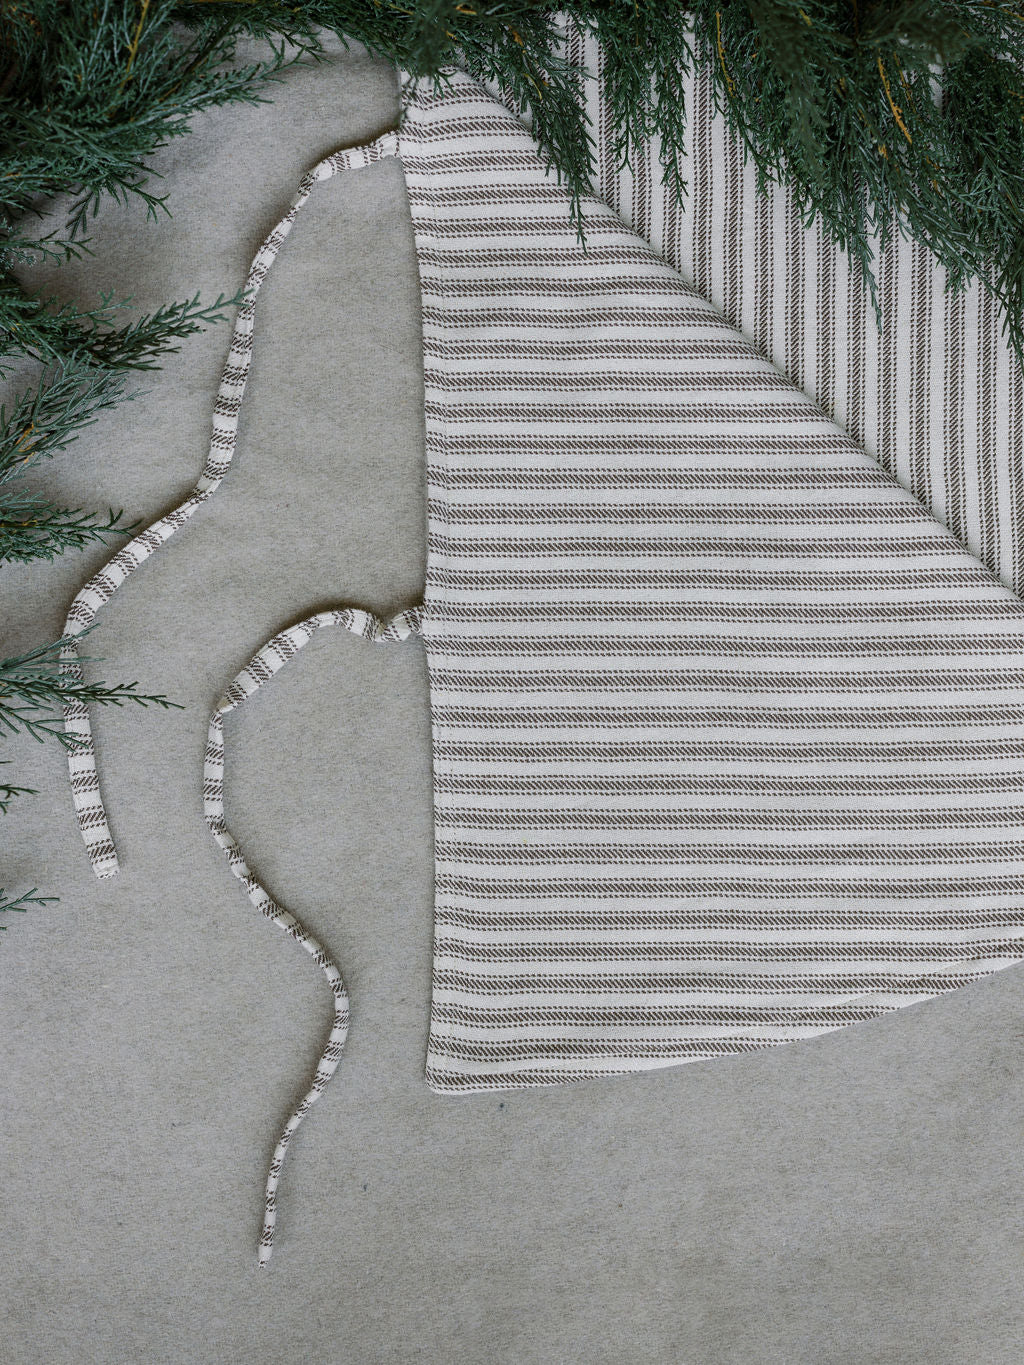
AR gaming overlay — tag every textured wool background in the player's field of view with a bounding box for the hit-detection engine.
[4,38,1024,1365]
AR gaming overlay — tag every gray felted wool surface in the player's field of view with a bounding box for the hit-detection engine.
[4,38,1024,1365]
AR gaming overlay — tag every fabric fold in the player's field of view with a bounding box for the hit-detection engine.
[558,29,1024,598]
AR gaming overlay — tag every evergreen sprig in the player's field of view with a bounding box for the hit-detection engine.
[0,1,302,243]
[0,0,286,931]
[0,494,136,565]
[1,283,241,375]
[706,1,1024,341]
[0,635,181,748]
[0,886,57,929]
[0,364,126,478]
[0,764,36,814]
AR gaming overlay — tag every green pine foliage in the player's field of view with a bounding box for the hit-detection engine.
[4,0,1024,929]
[0,634,181,749]
[0,1,259,922]
[707,1,1024,336]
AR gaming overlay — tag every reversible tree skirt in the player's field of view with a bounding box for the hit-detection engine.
[60,70,1024,1265]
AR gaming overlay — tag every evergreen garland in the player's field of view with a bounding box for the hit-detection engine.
[3,0,1024,929]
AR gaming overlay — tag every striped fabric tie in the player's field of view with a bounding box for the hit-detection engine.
[204,606,422,1267]
[58,131,412,1267]
[60,133,399,878]
[61,68,1024,1265]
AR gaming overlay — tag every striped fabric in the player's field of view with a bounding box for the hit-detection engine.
[401,70,1024,1093]
[556,29,1024,598]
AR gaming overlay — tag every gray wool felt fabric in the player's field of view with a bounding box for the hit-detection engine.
[5,38,1024,1365]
